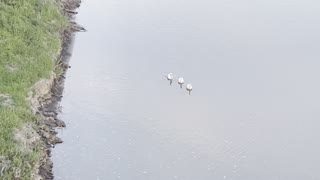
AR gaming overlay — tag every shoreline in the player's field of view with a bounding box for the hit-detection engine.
[32,0,85,179]
[0,0,83,179]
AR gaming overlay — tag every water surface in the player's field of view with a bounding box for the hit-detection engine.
[53,0,320,179]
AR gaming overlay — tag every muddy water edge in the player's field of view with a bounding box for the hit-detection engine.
[31,0,84,179]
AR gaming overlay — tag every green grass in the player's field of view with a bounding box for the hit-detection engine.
[0,0,67,179]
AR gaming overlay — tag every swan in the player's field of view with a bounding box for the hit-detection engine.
[178,77,184,88]
[166,73,173,85]
[186,83,192,95]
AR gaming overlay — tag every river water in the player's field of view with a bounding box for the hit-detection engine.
[52,0,320,179]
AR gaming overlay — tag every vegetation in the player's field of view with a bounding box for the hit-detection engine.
[0,0,67,179]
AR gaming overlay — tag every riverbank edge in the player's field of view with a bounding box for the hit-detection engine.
[27,0,84,179]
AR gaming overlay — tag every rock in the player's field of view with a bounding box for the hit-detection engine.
[45,117,56,127]
[43,111,57,117]
[53,137,63,144]
[42,131,51,139]
[56,119,66,127]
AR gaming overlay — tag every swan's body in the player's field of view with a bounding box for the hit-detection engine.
[186,83,193,95]
[178,77,184,88]
[167,73,173,85]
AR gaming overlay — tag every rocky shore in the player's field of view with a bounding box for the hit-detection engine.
[29,0,85,179]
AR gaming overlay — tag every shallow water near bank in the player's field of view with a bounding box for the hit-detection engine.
[52,0,320,179]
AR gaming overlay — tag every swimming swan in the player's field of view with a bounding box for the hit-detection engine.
[186,83,193,95]
[178,77,184,88]
[167,73,173,85]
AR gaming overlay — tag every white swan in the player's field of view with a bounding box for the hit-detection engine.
[178,77,184,88]
[186,83,192,95]
[166,73,173,85]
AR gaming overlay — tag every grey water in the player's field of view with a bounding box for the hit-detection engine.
[52,0,320,179]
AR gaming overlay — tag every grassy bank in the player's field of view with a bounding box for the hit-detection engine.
[0,0,67,179]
